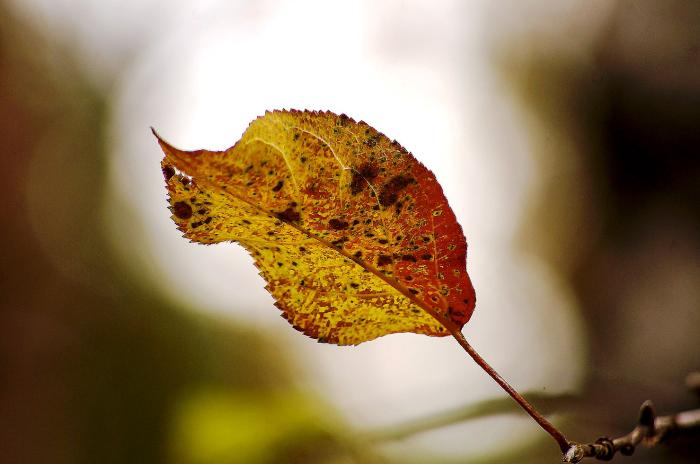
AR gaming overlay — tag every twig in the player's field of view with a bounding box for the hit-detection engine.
[450,330,572,452]
[364,391,577,442]
[563,400,700,462]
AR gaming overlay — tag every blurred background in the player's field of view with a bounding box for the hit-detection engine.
[1,0,698,463]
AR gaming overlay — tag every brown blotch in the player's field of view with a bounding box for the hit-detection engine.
[405,275,413,281]
[172,201,193,219]
[162,165,175,181]
[408,288,419,295]
[401,254,417,262]
[331,237,348,248]
[365,134,381,147]
[421,253,433,260]
[350,283,359,289]
[328,218,350,230]
[272,180,284,192]
[350,162,379,195]
[378,175,415,207]
[275,207,300,223]
[353,250,363,258]
[448,306,465,318]
[377,255,392,266]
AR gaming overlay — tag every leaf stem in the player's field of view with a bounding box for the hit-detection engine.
[450,329,571,453]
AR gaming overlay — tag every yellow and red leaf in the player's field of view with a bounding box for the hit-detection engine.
[155,110,475,345]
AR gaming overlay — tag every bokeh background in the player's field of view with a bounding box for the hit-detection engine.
[1,1,698,463]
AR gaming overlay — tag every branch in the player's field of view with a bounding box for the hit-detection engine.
[364,391,577,442]
[563,400,700,462]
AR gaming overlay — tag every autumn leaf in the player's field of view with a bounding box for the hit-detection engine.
[154,110,475,345]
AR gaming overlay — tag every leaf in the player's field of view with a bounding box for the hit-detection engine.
[155,110,475,345]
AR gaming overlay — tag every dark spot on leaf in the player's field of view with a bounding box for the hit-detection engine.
[197,208,206,214]
[204,217,212,224]
[378,175,415,206]
[173,201,193,219]
[377,255,392,266]
[180,177,190,186]
[275,207,300,223]
[421,253,432,260]
[401,254,417,262]
[353,250,362,258]
[328,218,349,230]
[293,132,300,140]
[331,237,348,248]
[405,275,413,281]
[162,165,175,181]
[448,306,465,318]
[350,162,379,195]
[242,219,252,224]
[463,299,470,305]
[299,246,306,252]
[191,221,202,229]
[409,288,419,295]
[365,134,380,147]
[378,239,388,244]
[272,180,284,192]
[350,283,359,289]
[352,219,360,225]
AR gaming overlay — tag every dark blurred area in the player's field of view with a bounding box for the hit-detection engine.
[1,0,698,463]
[508,1,700,462]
